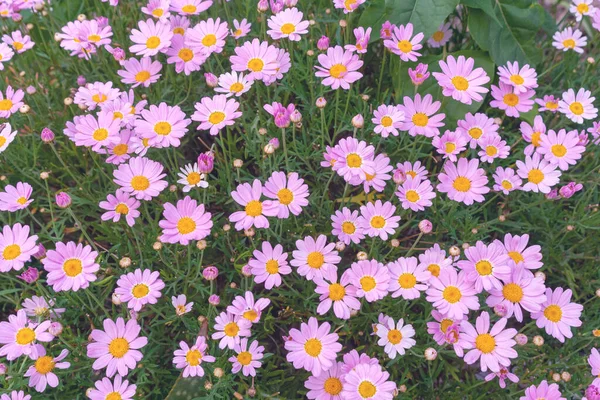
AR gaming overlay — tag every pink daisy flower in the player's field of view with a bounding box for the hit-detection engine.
[88,375,137,400]
[73,81,121,110]
[0,223,38,272]
[159,195,212,245]
[589,348,600,376]
[165,35,206,74]
[285,317,341,375]
[115,268,165,311]
[376,317,416,358]
[477,134,510,163]
[552,27,587,53]
[531,287,583,343]
[341,349,379,372]
[135,102,190,148]
[342,364,397,400]
[291,235,340,281]
[267,7,309,41]
[315,272,360,320]
[173,336,215,377]
[457,112,499,149]
[399,93,445,137]
[498,61,538,94]
[395,160,428,181]
[0,86,24,118]
[263,47,291,85]
[396,177,436,212]
[172,294,193,316]
[345,27,371,54]
[383,23,423,62]
[42,242,99,292]
[408,62,430,85]
[359,200,400,241]
[418,244,453,278]
[227,291,271,324]
[490,82,534,118]
[231,18,251,39]
[191,94,242,136]
[113,156,168,200]
[538,128,585,171]
[0,393,30,400]
[462,311,518,372]
[118,57,163,88]
[262,171,310,219]
[432,130,469,162]
[331,207,365,245]
[315,45,363,90]
[492,167,522,195]
[516,153,561,194]
[169,15,190,36]
[520,115,546,156]
[142,0,171,20]
[0,310,53,360]
[486,266,546,322]
[360,154,393,193]
[212,311,251,350]
[535,95,560,113]
[129,19,172,57]
[0,182,33,212]
[24,347,70,392]
[249,241,291,289]
[230,39,280,81]
[332,137,375,182]
[484,367,519,389]
[457,241,510,292]
[428,22,452,48]
[588,121,600,145]
[304,361,345,399]
[99,189,141,226]
[2,31,35,54]
[426,268,480,319]
[170,0,212,16]
[186,17,228,54]
[101,101,137,129]
[333,0,366,13]
[498,233,543,271]
[372,104,405,137]
[520,380,566,400]
[229,179,274,231]
[0,42,13,69]
[87,317,148,377]
[427,310,461,346]
[571,0,596,21]
[344,259,390,302]
[387,256,431,299]
[72,112,120,152]
[21,296,65,319]
[214,71,253,97]
[229,338,264,377]
[433,55,490,105]
[437,158,490,205]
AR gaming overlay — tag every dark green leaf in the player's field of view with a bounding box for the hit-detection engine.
[460,0,502,26]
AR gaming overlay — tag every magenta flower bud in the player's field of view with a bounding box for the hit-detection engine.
[241,264,252,277]
[257,0,269,12]
[316,97,327,108]
[55,192,71,208]
[351,114,364,128]
[17,267,40,283]
[208,294,220,306]
[12,13,23,22]
[444,323,460,344]
[317,36,330,51]
[545,188,559,200]
[197,152,214,174]
[393,169,406,185]
[203,266,219,281]
[270,0,284,14]
[586,385,600,400]
[408,63,430,86]
[77,75,87,86]
[26,86,36,95]
[514,333,528,346]
[559,182,583,199]
[95,16,109,28]
[111,47,126,61]
[578,131,590,146]
[284,0,297,7]
[0,363,6,375]
[129,309,138,320]
[49,322,63,336]
[204,72,218,88]
[274,113,290,128]
[290,109,302,123]
[40,127,55,143]
[269,137,280,149]
[380,21,394,39]
[493,304,508,317]
[33,244,46,259]
[418,219,433,234]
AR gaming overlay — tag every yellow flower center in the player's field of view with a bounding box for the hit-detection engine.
[34,355,55,374]
[154,121,172,136]
[15,327,35,345]
[475,333,496,354]
[307,252,324,269]
[177,217,197,234]
[544,304,562,322]
[135,71,151,82]
[552,144,568,158]
[16,197,27,205]
[152,8,164,17]
[186,171,201,185]
[503,93,519,107]
[329,283,346,301]
[224,322,240,337]
[93,128,109,141]
[324,377,343,395]
[468,127,483,139]
[509,74,524,85]
[88,34,101,43]
[445,142,456,154]
[245,200,263,217]
[112,144,128,156]
[370,216,385,229]
[185,349,202,366]
[397,40,413,53]
[545,101,558,110]
[329,63,347,79]
[346,153,362,168]
[405,190,420,203]
[182,4,197,13]
[501,180,513,190]
[0,137,5,147]
[502,283,524,303]
[131,176,150,191]
[342,221,356,234]
[243,309,258,321]
[452,176,471,192]
[237,351,252,365]
[304,338,322,357]
[380,116,393,127]
[230,82,244,93]
[427,264,440,277]
[442,286,462,303]
[234,29,243,37]
[486,146,498,157]
[412,112,429,127]
[92,94,107,103]
[432,31,444,42]
[13,42,24,51]
[358,381,377,398]
[115,203,129,214]
[277,188,294,205]
[208,111,226,125]
[360,276,377,292]
[440,318,453,333]
[387,328,403,344]
[531,131,542,147]
[569,101,584,115]
[475,260,493,275]
[63,258,83,277]
[265,259,279,274]
[344,0,357,10]
[201,34,217,47]
[108,337,129,358]
[132,283,150,298]
[508,251,523,264]
[113,111,124,120]
[106,392,122,400]
[577,3,589,13]
[280,23,296,34]
[563,38,576,48]
[178,48,194,61]
[173,27,185,35]
[146,36,161,49]
[0,99,12,111]
[3,244,21,260]
[247,58,265,72]
[451,76,469,91]
[527,169,544,184]
[398,273,417,289]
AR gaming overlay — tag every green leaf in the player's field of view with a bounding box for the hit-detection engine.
[358,0,460,42]
[460,0,502,26]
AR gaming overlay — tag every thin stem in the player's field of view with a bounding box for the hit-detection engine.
[281,127,290,172]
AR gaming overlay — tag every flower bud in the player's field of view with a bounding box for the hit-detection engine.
[356,251,368,260]
[561,371,571,382]
[268,137,280,149]
[290,110,302,123]
[424,348,437,360]
[17,267,40,283]
[213,367,224,378]
[77,76,87,86]
[317,36,330,50]
[197,152,214,174]
[208,294,220,306]
[0,364,6,375]
[351,114,364,128]
[204,72,218,88]
[49,322,63,336]
[112,293,122,305]
[203,266,219,281]
[55,192,71,208]
[514,333,527,345]
[152,241,162,250]
[552,373,561,382]
[449,246,460,256]
[197,240,207,250]
[534,271,545,281]
[418,219,432,234]
[316,97,327,108]
[64,97,73,105]
[533,335,544,346]
[26,86,36,95]
[241,264,252,277]
[41,127,55,143]
[335,241,346,252]
[40,171,50,180]
[119,257,131,268]
[233,159,243,168]
[19,105,30,114]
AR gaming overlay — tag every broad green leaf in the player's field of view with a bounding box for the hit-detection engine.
[460,0,502,26]
[358,0,460,42]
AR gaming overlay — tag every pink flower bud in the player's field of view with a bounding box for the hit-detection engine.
[269,137,280,149]
[49,322,63,336]
[41,127,55,143]
[418,219,432,234]
[380,21,394,39]
[205,73,218,88]
[33,244,46,259]
[111,47,125,61]
[197,152,214,174]
[203,266,219,280]
[208,294,220,306]
[290,109,302,123]
[316,97,327,108]
[408,63,430,86]
[393,169,406,185]
[317,36,330,51]
[351,114,364,128]
[241,264,252,277]
[77,75,87,86]
[17,267,39,283]
[257,0,269,12]
[55,192,71,208]
[514,333,528,346]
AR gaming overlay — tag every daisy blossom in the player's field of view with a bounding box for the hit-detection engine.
[428,22,452,48]
[538,128,585,170]
[433,55,490,105]
[159,196,212,245]
[387,256,431,299]
[186,17,228,54]
[341,349,380,372]
[490,82,534,118]
[231,18,251,39]
[115,268,165,311]
[426,268,480,319]
[99,189,141,226]
[345,27,371,53]
[399,93,445,137]
[487,266,546,322]
[212,312,251,350]
[333,0,366,13]
[169,15,190,36]
[359,200,400,241]
[372,104,405,138]
[292,235,340,281]
[0,86,24,119]
[477,134,510,163]
[74,81,121,110]
[0,123,18,152]
[520,380,565,400]
[284,317,341,375]
[457,241,510,292]
[552,27,587,53]
[462,312,518,372]
[315,272,360,320]
[191,94,242,136]
[267,7,309,41]
[22,296,65,319]
[135,102,190,148]
[227,291,271,324]
[383,23,423,62]
[395,160,428,180]
[87,317,147,377]
[396,177,436,212]
[42,242,99,291]
[72,112,120,152]
[331,137,375,181]
[376,317,416,358]
[172,294,193,316]
[498,61,538,94]
[0,310,52,360]
[2,31,34,53]
[304,361,345,399]
[531,287,583,343]
[230,39,279,81]
[263,171,310,218]
[570,0,595,21]
[170,0,212,16]
[129,19,172,57]
[432,130,468,162]
[229,179,274,230]
[0,223,38,272]
[516,153,561,194]
[173,336,215,377]
[344,259,390,302]
[88,375,137,400]
[492,167,522,195]
[457,112,499,149]
[520,115,546,156]
[558,88,598,124]
[535,95,560,113]
[214,71,253,97]
[113,156,168,200]
[331,207,365,245]
[0,182,33,212]
[166,35,206,74]
[437,158,490,205]
[249,241,291,289]
[427,310,461,347]
[484,367,519,389]
[142,0,171,20]
[499,233,543,271]
[418,244,453,278]
[229,338,264,377]
[24,348,70,393]
[314,45,364,90]
[0,42,13,69]
[118,57,163,88]
[342,363,397,400]
[359,153,393,193]
[177,163,208,191]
